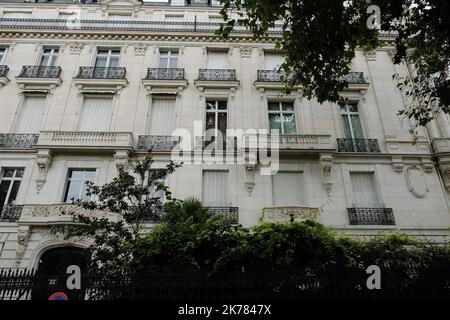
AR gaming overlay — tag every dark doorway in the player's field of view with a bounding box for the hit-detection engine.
[32,247,88,300]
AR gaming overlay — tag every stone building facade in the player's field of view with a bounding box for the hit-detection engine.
[0,0,449,270]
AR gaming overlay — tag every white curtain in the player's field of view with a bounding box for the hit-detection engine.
[350,173,380,207]
[264,52,284,70]
[78,96,113,131]
[202,171,228,206]
[15,95,46,133]
[207,50,229,69]
[272,172,304,206]
[149,98,176,135]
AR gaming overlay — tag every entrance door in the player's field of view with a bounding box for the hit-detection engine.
[32,247,88,300]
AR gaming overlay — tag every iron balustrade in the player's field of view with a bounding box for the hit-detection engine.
[348,208,395,225]
[75,67,126,79]
[257,70,284,82]
[204,207,239,224]
[337,138,381,153]
[137,135,181,152]
[18,66,61,78]
[0,205,23,222]
[0,134,39,150]
[0,65,9,77]
[145,68,185,80]
[341,72,367,84]
[197,69,237,81]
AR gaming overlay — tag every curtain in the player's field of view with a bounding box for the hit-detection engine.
[272,172,305,206]
[78,96,113,131]
[202,171,228,206]
[264,52,284,70]
[350,173,380,207]
[149,98,176,135]
[15,95,46,133]
[207,50,229,69]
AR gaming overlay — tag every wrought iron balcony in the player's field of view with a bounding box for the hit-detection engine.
[0,134,39,150]
[137,135,181,152]
[75,67,126,79]
[337,138,381,153]
[257,70,284,82]
[341,72,367,84]
[0,205,23,222]
[0,65,9,78]
[18,66,61,78]
[348,208,395,225]
[197,69,237,81]
[145,68,185,80]
[204,207,239,224]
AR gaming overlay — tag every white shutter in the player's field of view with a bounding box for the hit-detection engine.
[207,50,228,69]
[272,172,304,206]
[264,52,284,70]
[78,96,113,131]
[350,172,380,207]
[202,171,228,206]
[149,98,176,135]
[15,95,46,133]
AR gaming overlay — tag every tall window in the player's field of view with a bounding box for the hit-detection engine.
[272,172,304,206]
[340,103,364,140]
[64,169,96,203]
[95,49,120,68]
[15,95,47,134]
[350,172,380,208]
[0,168,24,207]
[205,100,227,143]
[207,50,228,69]
[39,48,59,67]
[264,52,284,70]
[202,171,228,207]
[0,48,8,65]
[78,96,113,131]
[268,102,297,134]
[159,50,178,68]
[149,98,176,135]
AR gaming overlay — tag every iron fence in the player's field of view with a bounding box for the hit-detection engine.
[18,66,61,78]
[0,65,9,78]
[75,67,126,79]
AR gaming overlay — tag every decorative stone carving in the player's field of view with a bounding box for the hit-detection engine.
[392,156,404,173]
[364,50,377,61]
[15,226,30,265]
[133,43,147,56]
[68,42,84,55]
[114,150,130,171]
[240,46,252,58]
[319,153,333,194]
[35,149,52,193]
[406,166,428,198]
[261,206,320,223]
[244,163,256,195]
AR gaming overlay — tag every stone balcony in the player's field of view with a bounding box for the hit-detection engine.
[248,134,334,153]
[142,68,188,94]
[195,69,240,90]
[73,67,128,93]
[261,206,320,223]
[0,134,39,151]
[16,66,62,91]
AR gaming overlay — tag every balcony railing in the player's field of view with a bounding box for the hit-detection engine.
[145,68,185,80]
[18,66,61,78]
[137,135,181,152]
[0,205,23,222]
[341,72,367,84]
[198,69,237,81]
[255,134,332,150]
[0,65,9,77]
[257,70,284,82]
[36,131,133,150]
[0,134,39,150]
[204,207,239,224]
[337,138,381,153]
[75,67,126,79]
[348,208,395,225]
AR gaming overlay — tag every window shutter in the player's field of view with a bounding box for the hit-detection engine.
[264,52,284,70]
[272,172,304,206]
[78,96,113,131]
[15,96,46,133]
[149,98,176,135]
[350,173,380,207]
[207,50,228,69]
[202,171,228,206]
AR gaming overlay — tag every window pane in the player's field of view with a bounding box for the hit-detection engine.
[206,112,215,131]
[39,55,50,66]
[7,181,20,204]
[168,57,178,68]
[348,104,358,112]
[65,180,81,202]
[109,56,119,68]
[15,169,24,178]
[341,115,352,139]
[206,101,216,110]
[2,169,14,178]
[80,182,90,201]
[282,103,294,111]
[159,57,168,68]
[268,102,280,111]
[84,170,97,180]
[0,181,10,206]
[95,56,107,67]
[350,114,364,138]
[218,112,227,135]
[69,170,84,179]
[282,114,297,134]
[217,101,227,110]
[269,114,282,132]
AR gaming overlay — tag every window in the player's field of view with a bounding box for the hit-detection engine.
[159,50,178,68]
[149,98,176,135]
[268,102,297,134]
[15,95,47,134]
[205,100,227,143]
[39,48,59,67]
[264,52,284,70]
[0,168,24,207]
[64,169,96,203]
[95,49,120,68]
[170,0,185,6]
[78,96,113,131]
[0,48,8,65]
[272,172,304,206]
[207,50,228,69]
[202,171,228,207]
[340,103,364,140]
[350,172,380,208]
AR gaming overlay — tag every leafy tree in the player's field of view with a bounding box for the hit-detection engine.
[216,0,450,128]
